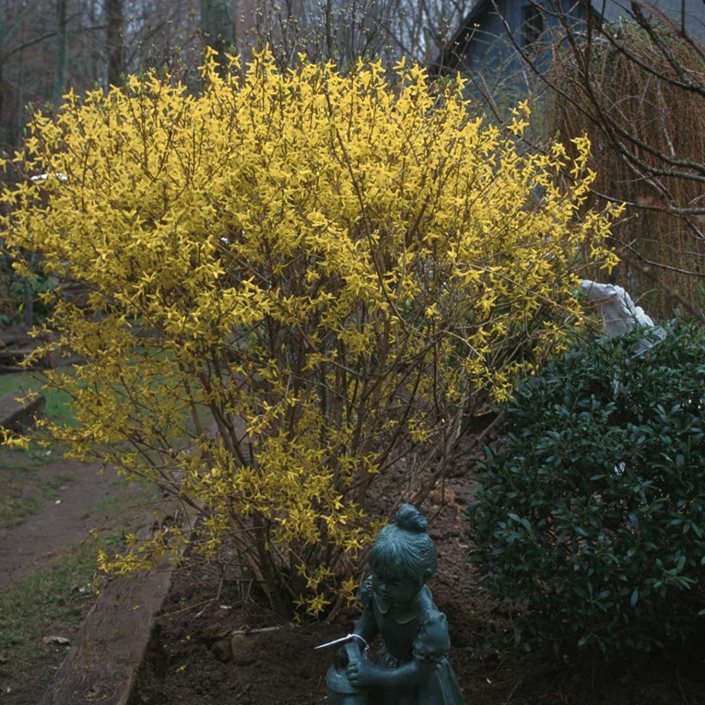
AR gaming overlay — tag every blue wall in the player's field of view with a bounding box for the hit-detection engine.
[458,0,588,70]
[456,0,586,104]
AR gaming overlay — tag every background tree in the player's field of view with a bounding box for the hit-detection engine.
[245,0,473,68]
[53,0,68,105]
[105,0,125,85]
[1,0,476,155]
[1,0,52,148]
[200,0,234,56]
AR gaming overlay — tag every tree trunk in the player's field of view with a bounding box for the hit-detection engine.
[105,0,125,86]
[200,0,235,57]
[54,0,68,107]
[0,1,6,127]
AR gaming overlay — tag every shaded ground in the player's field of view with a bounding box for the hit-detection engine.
[130,460,705,705]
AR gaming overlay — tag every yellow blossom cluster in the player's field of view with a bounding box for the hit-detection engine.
[0,49,620,617]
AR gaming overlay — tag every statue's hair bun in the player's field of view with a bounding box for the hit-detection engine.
[395,504,428,533]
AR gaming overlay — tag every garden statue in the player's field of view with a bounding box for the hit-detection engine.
[580,279,665,355]
[318,504,464,705]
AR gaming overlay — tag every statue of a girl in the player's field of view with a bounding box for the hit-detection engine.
[342,503,464,705]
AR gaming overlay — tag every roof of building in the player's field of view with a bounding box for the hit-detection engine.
[433,0,705,72]
[432,0,493,73]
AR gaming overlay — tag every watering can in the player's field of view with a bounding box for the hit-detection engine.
[315,633,369,705]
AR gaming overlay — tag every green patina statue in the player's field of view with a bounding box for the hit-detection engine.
[322,504,464,705]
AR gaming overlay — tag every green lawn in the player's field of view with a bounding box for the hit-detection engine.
[0,370,78,528]
[0,458,75,530]
[0,369,76,427]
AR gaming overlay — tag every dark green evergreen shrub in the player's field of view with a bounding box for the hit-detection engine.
[469,320,705,654]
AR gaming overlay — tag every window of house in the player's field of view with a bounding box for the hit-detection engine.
[522,4,544,47]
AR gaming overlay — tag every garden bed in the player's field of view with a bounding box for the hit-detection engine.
[127,455,705,705]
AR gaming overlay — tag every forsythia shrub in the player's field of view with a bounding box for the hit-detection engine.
[469,321,705,654]
[0,50,620,617]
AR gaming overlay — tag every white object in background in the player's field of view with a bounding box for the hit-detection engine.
[30,172,68,183]
[579,280,655,337]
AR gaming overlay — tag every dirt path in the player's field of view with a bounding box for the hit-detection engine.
[0,449,165,705]
[0,457,157,592]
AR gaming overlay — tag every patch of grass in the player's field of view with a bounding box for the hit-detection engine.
[0,369,76,428]
[43,473,76,501]
[80,474,161,538]
[0,493,42,530]
[80,474,132,518]
[0,480,159,698]
[0,456,42,529]
[0,540,102,689]
[0,451,76,529]
[0,370,78,527]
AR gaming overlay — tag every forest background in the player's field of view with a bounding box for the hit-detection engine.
[1,0,470,150]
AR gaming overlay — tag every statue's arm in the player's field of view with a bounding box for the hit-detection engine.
[348,607,451,689]
[353,603,378,643]
[335,601,378,667]
[346,657,436,689]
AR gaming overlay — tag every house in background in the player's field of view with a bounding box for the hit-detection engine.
[431,0,705,321]
[434,0,705,99]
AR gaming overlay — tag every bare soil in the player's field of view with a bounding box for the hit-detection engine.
[130,458,705,705]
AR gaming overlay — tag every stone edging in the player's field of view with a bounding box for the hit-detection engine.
[40,567,175,705]
[0,391,45,432]
[40,508,193,705]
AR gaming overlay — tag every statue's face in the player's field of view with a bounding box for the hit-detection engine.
[371,570,421,606]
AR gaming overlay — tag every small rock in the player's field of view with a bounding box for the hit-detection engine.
[42,635,71,646]
[231,634,257,666]
[210,637,233,663]
[202,625,230,643]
